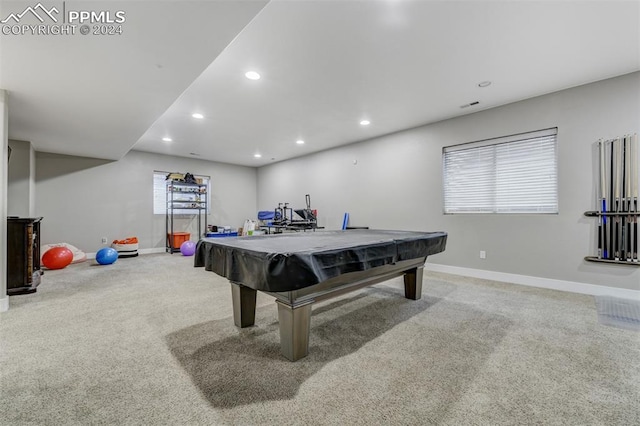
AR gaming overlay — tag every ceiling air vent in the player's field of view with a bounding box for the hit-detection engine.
[460,101,480,109]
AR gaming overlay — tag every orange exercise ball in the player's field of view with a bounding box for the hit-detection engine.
[42,246,74,270]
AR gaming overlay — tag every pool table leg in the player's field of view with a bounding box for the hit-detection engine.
[276,300,313,361]
[403,266,424,300]
[230,282,257,328]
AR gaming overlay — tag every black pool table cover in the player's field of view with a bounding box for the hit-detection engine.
[194,229,447,292]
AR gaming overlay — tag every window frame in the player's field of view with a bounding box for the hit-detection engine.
[153,171,211,215]
[442,128,559,215]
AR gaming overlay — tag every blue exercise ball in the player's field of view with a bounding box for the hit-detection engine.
[180,240,196,256]
[96,247,118,265]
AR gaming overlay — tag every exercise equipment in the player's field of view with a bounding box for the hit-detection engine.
[111,236,139,258]
[263,194,320,233]
[42,246,73,270]
[41,243,87,264]
[96,247,118,265]
[180,240,196,256]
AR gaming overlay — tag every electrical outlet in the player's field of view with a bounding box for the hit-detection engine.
[101,237,108,244]
[480,250,486,259]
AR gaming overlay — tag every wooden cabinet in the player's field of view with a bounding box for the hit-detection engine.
[7,217,43,295]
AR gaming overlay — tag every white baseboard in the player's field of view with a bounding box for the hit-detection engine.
[85,247,166,260]
[424,263,640,300]
[0,296,9,312]
[138,247,167,255]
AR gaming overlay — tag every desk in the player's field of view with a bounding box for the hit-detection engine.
[195,229,447,361]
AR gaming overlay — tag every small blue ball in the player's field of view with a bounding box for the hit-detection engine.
[96,247,118,265]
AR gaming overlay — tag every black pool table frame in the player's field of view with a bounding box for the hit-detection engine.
[230,258,426,361]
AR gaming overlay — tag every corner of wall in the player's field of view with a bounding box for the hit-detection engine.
[29,141,36,216]
[1,90,9,311]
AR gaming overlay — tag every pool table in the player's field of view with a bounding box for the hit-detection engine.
[194,229,447,361]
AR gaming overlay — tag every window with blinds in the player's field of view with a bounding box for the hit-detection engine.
[153,171,211,214]
[443,128,558,214]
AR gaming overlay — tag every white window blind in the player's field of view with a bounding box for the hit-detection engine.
[153,171,210,215]
[443,128,558,214]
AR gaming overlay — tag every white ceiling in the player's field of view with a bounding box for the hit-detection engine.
[2,1,639,166]
[0,0,268,159]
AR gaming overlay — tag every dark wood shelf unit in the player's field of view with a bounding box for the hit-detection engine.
[7,217,43,295]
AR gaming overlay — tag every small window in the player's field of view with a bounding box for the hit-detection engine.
[443,128,558,214]
[153,171,210,214]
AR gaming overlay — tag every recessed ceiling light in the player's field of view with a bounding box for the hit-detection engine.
[254,153,262,158]
[245,71,261,80]
[478,81,492,88]
[162,137,172,142]
[360,120,370,126]
[192,113,204,119]
[296,140,305,145]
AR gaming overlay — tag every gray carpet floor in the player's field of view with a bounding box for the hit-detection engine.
[1,253,638,425]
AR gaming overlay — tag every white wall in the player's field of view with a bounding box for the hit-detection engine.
[35,150,257,253]
[0,90,9,312]
[258,72,640,292]
[7,139,35,217]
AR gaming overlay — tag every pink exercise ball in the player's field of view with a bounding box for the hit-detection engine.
[42,246,74,270]
[180,240,196,256]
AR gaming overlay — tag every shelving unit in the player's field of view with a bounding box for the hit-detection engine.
[165,180,208,253]
[7,217,43,294]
